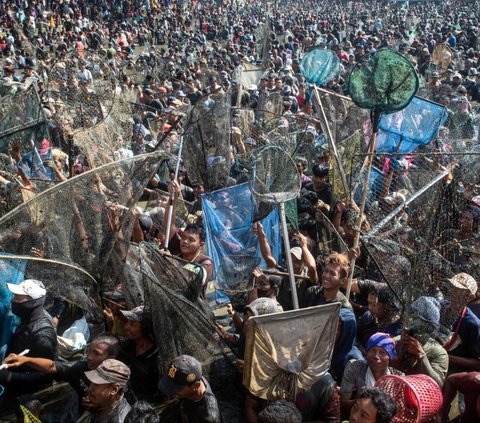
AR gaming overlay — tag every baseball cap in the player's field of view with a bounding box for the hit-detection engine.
[452,72,462,79]
[120,305,144,321]
[158,355,202,396]
[290,246,303,261]
[245,297,281,316]
[383,191,406,206]
[447,273,477,296]
[84,359,130,386]
[7,280,46,300]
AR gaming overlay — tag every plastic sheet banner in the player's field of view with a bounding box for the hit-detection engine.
[0,255,26,361]
[202,183,281,290]
[376,96,448,154]
[243,303,340,401]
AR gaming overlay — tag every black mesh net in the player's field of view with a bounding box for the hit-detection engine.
[0,152,163,284]
[250,146,301,220]
[46,54,116,133]
[183,96,232,191]
[0,86,50,152]
[133,243,243,418]
[350,151,480,308]
[0,254,102,321]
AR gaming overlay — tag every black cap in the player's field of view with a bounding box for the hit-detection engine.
[158,355,202,396]
[312,164,329,177]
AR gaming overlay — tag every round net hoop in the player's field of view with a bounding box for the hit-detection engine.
[347,49,419,113]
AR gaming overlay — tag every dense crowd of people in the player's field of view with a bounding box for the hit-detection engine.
[0,0,479,422]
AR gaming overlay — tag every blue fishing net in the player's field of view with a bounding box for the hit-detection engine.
[300,48,340,86]
[202,183,281,290]
[376,97,448,154]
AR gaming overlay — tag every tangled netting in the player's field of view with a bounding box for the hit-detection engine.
[183,95,232,191]
[311,91,367,198]
[0,86,50,152]
[73,96,159,168]
[349,151,480,308]
[0,152,163,315]
[46,53,116,133]
[122,242,244,420]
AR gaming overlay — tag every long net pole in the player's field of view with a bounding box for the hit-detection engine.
[279,202,299,310]
[345,111,380,299]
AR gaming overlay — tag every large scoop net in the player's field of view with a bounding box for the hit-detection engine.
[347,49,419,114]
[0,86,49,152]
[250,145,301,220]
[46,54,115,133]
[183,96,232,191]
[0,152,163,282]
[353,151,480,307]
[134,242,242,415]
[376,97,448,154]
[243,303,340,401]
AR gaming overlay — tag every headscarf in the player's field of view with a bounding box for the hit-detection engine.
[366,332,396,359]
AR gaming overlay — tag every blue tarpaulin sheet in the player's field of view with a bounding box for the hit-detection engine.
[0,256,26,361]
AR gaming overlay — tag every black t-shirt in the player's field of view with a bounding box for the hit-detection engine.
[295,373,338,422]
[146,98,165,113]
[278,275,313,310]
[118,338,159,401]
[180,378,221,423]
[55,359,89,397]
[187,90,203,105]
[303,182,333,206]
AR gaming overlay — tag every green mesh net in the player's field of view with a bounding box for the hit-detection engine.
[347,49,419,113]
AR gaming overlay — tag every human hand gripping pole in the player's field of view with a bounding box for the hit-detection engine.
[0,349,30,370]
